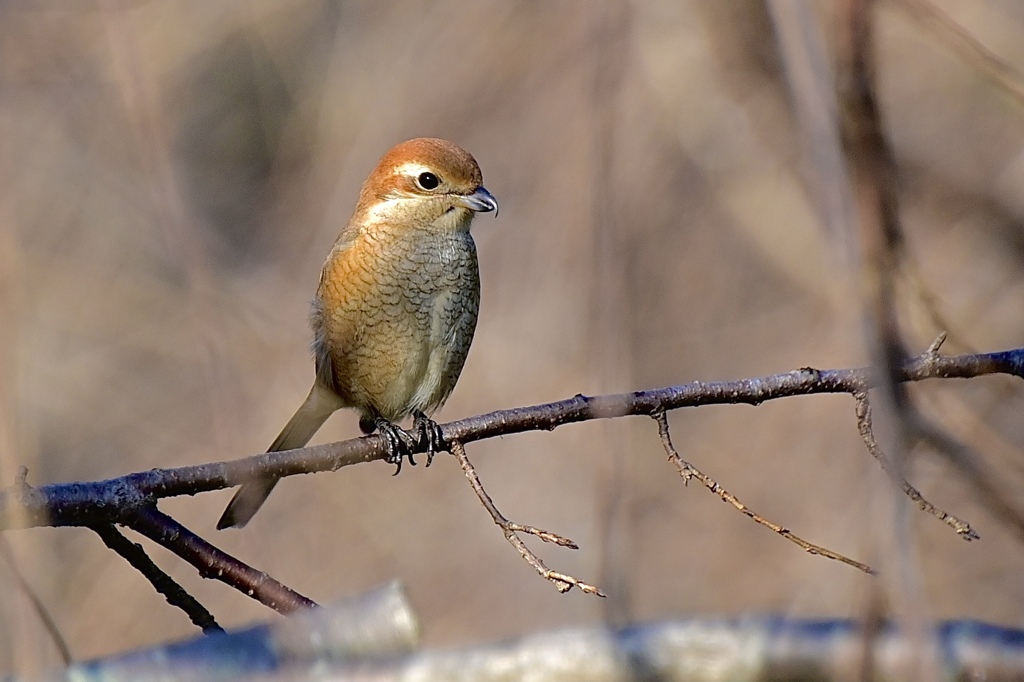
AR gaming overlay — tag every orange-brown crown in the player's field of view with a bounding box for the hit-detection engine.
[353,138,485,216]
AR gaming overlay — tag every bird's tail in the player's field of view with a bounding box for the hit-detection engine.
[217,384,339,529]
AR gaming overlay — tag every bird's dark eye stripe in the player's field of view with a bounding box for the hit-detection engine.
[417,172,440,190]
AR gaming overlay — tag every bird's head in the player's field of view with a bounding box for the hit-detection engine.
[352,138,497,235]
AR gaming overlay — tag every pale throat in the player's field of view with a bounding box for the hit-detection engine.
[362,194,473,235]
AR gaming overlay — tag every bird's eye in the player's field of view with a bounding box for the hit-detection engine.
[416,172,440,190]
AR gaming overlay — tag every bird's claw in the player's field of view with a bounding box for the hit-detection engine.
[373,414,446,474]
[412,410,446,466]
[375,417,417,475]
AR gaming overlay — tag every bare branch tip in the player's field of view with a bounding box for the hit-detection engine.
[511,523,579,549]
[544,571,605,597]
[927,332,948,356]
[959,528,981,541]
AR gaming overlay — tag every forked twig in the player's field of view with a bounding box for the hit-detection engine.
[653,412,875,575]
[853,391,979,540]
[91,523,222,632]
[123,506,318,614]
[451,441,604,597]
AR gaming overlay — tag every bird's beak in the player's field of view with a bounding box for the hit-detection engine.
[456,186,498,215]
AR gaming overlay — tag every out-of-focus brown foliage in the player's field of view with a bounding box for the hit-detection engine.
[1,0,1023,674]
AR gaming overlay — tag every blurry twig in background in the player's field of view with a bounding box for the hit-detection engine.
[892,0,1024,108]
[0,537,70,665]
[837,0,1024,590]
[452,441,603,597]
[590,0,636,627]
[654,412,875,574]
[766,0,858,259]
[837,1,926,677]
[99,0,239,451]
[833,1,1024,678]
[770,0,1019,385]
[838,0,909,374]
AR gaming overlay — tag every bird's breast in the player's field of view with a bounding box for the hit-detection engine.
[315,230,479,420]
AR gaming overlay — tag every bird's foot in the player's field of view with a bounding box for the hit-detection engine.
[412,410,446,466]
[374,417,417,475]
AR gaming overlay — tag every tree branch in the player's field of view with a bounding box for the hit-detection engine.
[0,347,1021,532]
[122,506,318,614]
[0,346,1018,624]
[90,522,222,632]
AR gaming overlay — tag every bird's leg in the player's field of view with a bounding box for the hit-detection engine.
[372,416,417,474]
[412,410,446,466]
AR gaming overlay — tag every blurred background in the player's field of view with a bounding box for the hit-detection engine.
[2,0,1024,674]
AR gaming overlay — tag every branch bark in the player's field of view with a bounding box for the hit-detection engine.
[123,507,318,614]
[1,347,1021,532]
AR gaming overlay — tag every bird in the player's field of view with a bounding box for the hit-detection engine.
[217,137,497,529]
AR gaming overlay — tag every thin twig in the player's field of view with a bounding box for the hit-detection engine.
[653,412,875,575]
[91,523,222,632]
[451,441,604,597]
[123,506,318,614]
[853,391,978,540]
